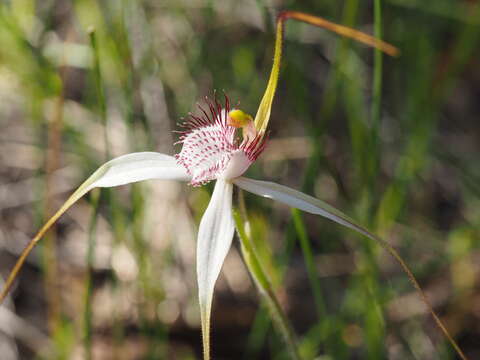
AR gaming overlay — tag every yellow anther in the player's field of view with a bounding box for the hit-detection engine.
[228,109,253,128]
[227,109,257,145]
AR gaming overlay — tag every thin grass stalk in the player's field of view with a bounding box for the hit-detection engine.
[369,3,471,357]
[118,4,168,353]
[243,306,271,359]
[291,209,327,318]
[359,1,386,356]
[82,29,109,359]
[43,64,66,335]
[371,0,383,183]
[88,28,110,159]
[83,189,101,360]
[234,191,301,360]
[292,210,346,357]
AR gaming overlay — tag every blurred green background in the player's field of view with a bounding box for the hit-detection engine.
[0,0,479,359]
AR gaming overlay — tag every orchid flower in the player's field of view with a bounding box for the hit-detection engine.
[0,10,468,360]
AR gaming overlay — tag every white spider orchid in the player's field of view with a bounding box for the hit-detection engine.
[1,9,466,360]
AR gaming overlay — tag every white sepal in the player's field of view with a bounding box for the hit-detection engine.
[196,179,235,360]
[233,177,373,239]
[0,152,191,304]
[89,152,190,188]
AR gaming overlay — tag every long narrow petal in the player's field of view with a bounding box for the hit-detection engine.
[233,176,369,237]
[234,176,468,360]
[0,152,190,303]
[197,179,235,360]
[89,152,191,187]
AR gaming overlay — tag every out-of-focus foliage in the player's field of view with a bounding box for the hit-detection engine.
[0,0,479,359]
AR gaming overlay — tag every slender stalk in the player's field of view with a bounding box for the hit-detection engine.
[43,93,64,335]
[234,191,301,360]
[43,55,67,335]
[371,0,383,188]
[358,1,386,357]
[83,29,109,359]
[243,306,271,359]
[291,209,326,318]
[88,27,110,159]
[83,189,101,360]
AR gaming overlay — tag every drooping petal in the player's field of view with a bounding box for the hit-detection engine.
[0,152,190,303]
[233,176,371,239]
[233,177,469,360]
[196,179,235,360]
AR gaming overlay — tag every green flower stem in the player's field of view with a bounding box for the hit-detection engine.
[234,191,301,360]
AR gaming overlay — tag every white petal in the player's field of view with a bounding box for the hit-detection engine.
[0,152,191,304]
[35,152,188,251]
[234,177,469,360]
[90,152,190,188]
[233,177,372,239]
[197,179,235,359]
